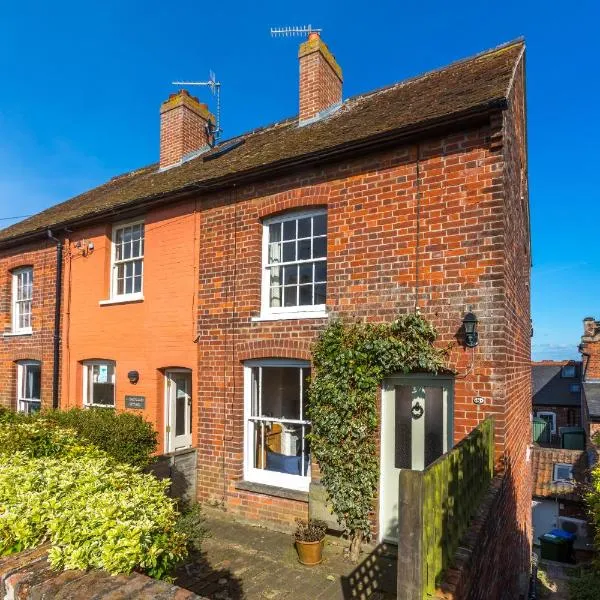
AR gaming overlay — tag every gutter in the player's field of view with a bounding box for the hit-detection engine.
[0,99,507,251]
[46,230,63,410]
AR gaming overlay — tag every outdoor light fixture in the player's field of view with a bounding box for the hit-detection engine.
[462,312,479,348]
[127,370,139,384]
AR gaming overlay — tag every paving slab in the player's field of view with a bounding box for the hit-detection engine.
[174,507,396,599]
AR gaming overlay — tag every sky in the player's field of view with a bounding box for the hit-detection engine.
[0,1,598,361]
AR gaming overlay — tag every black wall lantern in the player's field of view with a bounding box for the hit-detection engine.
[463,312,479,348]
[127,370,140,385]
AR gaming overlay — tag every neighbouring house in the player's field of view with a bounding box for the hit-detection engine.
[0,35,531,596]
[532,360,583,446]
[579,317,600,451]
[531,446,592,557]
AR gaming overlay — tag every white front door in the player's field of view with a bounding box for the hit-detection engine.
[379,376,453,543]
[165,370,192,452]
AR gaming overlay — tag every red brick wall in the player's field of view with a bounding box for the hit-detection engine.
[534,405,581,431]
[0,241,62,410]
[298,34,342,122]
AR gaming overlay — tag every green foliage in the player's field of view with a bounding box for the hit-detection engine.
[0,421,186,579]
[175,503,208,554]
[307,314,448,540]
[42,408,157,468]
[568,570,600,600]
[586,462,600,568]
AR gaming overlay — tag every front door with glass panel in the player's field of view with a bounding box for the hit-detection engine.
[380,376,453,543]
[165,371,192,452]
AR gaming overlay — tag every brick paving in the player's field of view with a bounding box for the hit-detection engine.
[174,508,397,600]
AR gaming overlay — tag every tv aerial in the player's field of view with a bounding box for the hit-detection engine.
[172,70,222,143]
[270,25,322,38]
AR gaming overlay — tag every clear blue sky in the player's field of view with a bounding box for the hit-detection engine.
[0,1,597,361]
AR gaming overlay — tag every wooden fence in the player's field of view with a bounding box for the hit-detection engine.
[397,418,495,599]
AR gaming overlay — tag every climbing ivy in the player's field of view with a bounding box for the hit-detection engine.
[307,313,448,560]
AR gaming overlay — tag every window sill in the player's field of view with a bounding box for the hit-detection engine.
[3,330,33,337]
[251,310,329,322]
[99,295,144,306]
[234,480,309,503]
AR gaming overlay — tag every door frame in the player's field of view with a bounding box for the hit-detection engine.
[163,368,193,453]
[378,373,454,543]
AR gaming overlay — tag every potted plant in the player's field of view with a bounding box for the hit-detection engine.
[294,518,327,566]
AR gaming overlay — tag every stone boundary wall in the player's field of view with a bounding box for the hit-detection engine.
[148,448,198,505]
[0,546,204,599]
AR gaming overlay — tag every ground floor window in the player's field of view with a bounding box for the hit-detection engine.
[537,411,556,434]
[17,360,41,414]
[83,361,115,407]
[244,360,311,491]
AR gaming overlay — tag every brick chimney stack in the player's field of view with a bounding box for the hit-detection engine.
[580,317,600,381]
[159,90,215,170]
[298,33,343,124]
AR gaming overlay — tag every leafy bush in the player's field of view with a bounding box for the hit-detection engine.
[0,421,186,579]
[174,503,208,554]
[294,519,327,542]
[307,314,448,560]
[41,408,156,468]
[568,570,600,600]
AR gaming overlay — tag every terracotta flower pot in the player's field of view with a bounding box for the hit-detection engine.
[295,538,324,566]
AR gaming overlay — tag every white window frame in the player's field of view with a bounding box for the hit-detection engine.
[553,463,574,482]
[243,359,311,491]
[16,360,41,414]
[537,411,557,434]
[110,220,144,301]
[260,209,327,319]
[82,360,116,408]
[12,267,33,334]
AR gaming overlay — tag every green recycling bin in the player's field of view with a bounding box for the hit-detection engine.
[539,529,574,562]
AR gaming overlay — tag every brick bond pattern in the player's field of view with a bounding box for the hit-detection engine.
[0,242,61,411]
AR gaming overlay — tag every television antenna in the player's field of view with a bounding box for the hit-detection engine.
[270,25,322,38]
[172,70,222,143]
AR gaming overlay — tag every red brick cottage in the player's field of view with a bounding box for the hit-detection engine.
[0,35,531,593]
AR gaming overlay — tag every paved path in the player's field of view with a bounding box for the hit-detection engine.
[174,508,397,600]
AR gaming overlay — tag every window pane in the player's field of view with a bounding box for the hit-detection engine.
[132,238,140,258]
[299,263,313,284]
[133,276,142,294]
[282,241,295,262]
[283,286,297,307]
[175,388,186,436]
[270,266,281,286]
[90,363,115,406]
[283,265,298,286]
[261,368,301,419]
[315,262,327,282]
[313,237,326,258]
[297,217,311,238]
[299,285,312,306]
[24,364,41,400]
[298,238,311,260]
[313,214,326,236]
[270,286,282,308]
[269,222,281,244]
[283,220,296,241]
[268,243,281,264]
[314,284,326,305]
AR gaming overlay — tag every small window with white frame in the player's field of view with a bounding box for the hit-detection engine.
[244,360,311,491]
[553,463,574,482]
[16,360,41,414]
[537,411,557,434]
[111,221,144,299]
[12,267,33,333]
[261,210,327,318]
[82,360,116,407]
[561,365,576,378]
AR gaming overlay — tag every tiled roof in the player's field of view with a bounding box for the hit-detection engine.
[531,446,587,500]
[583,382,600,419]
[532,362,582,407]
[0,40,524,246]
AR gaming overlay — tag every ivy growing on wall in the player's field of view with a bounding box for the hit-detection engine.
[307,313,449,560]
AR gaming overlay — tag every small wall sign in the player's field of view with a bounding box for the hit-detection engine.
[125,395,146,410]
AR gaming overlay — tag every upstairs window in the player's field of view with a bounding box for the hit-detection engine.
[561,365,576,378]
[537,411,557,434]
[262,210,327,318]
[17,360,41,414]
[111,222,144,299]
[83,360,115,408]
[12,267,33,333]
[553,463,574,482]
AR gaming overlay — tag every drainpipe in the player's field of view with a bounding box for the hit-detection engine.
[47,230,63,410]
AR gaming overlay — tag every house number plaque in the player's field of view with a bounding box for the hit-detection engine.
[125,395,146,410]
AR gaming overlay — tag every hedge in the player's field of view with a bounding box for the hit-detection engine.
[0,421,186,579]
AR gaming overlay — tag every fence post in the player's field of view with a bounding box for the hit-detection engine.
[397,468,425,600]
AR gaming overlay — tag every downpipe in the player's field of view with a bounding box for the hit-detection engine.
[47,230,62,410]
